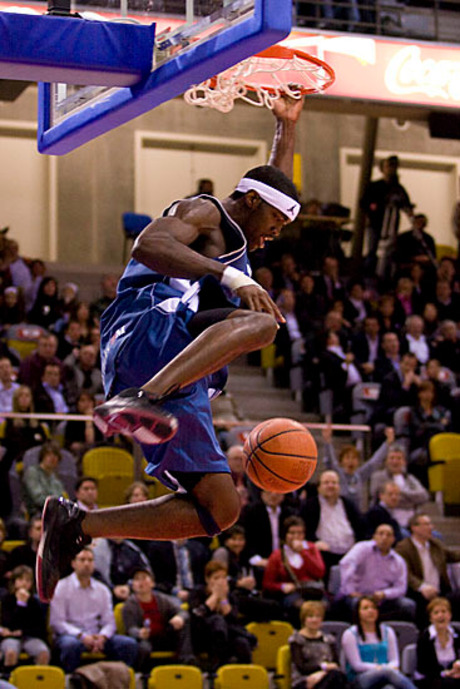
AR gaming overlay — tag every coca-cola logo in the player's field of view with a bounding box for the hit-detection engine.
[384,45,460,102]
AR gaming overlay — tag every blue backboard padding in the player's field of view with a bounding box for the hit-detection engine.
[0,13,155,86]
[37,0,291,155]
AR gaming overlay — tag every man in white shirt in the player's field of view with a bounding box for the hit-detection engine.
[339,523,416,621]
[405,315,430,365]
[75,477,99,512]
[49,547,138,673]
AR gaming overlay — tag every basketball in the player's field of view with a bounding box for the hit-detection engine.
[242,417,317,493]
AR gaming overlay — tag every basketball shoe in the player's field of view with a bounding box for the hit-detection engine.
[93,388,178,445]
[36,496,91,603]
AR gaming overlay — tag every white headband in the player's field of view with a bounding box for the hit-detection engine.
[235,178,301,222]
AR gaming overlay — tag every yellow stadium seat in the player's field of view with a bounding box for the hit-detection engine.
[148,665,203,689]
[82,446,134,478]
[246,621,294,671]
[1,539,26,552]
[436,244,457,260]
[96,473,135,507]
[429,433,460,511]
[9,665,65,689]
[214,664,269,689]
[275,645,291,689]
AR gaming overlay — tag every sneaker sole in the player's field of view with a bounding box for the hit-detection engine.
[36,496,60,603]
[94,408,178,445]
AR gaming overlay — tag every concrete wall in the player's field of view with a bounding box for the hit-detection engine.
[1,85,460,266]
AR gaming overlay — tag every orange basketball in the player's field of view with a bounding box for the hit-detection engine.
[242,417,317,493]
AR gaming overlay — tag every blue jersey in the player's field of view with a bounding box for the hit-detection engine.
[100,195,250,490]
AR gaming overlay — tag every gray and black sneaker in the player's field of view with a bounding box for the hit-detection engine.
[36,496,91,603]
[93,387,178,445]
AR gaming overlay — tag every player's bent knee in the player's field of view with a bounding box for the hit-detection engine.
[242,312,278,349]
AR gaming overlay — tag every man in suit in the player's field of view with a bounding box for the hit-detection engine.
[144,539,210,601]
[301,470,363,581]
[373,352,421,425]
[396,513,460,624]
[240,490,296,581]
[373,331,402,383]
[365,481,404,542]
[351,315,382,381]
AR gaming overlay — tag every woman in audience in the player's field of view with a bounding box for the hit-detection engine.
[212,525,282,623]
[407,380,452,486]
[189,560,257,670]
[71,300,96,341]
[124,481,150,504]
[262,516,326,627]
[322,426,394,511]
[22,441,66,515]
[64,391,104,459]
[342,595,417,689]
[416,597,460,688]
[290,600,348,689]
[0,385,49,522]
[27,275,61,330]
[0,565,50,669]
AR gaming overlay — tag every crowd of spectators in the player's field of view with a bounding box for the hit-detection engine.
[0,197,458,686]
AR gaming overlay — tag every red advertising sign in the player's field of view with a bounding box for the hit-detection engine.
[282,32,460,110]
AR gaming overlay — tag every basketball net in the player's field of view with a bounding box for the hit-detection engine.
[184,46,335,113]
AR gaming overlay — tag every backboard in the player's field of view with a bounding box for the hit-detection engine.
[34,0,292,155]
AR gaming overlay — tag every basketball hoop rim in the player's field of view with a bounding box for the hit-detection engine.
[240,44,336,95]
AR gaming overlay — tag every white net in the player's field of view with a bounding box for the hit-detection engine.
[184,50,334,112]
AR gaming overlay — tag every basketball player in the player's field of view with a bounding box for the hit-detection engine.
[37,95,304,603]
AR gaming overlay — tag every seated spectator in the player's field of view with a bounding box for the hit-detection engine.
[49,547,138,673]
[124,481,149,504]
[0,518,10,596]
[434,280,460,323]
[422,358,456,409]
[122,567,196,671]
[319,330,361,421]
[409,262,430,313]
[90,273,118,322]
[18,334,61,391]
[213,525,282,623]
[0,357,19,413]
[262,516,326,626]
[64,392,104,459]
[143,539,209,601]
[240,490,295,581]
[6,240,32,296]
[22,441,66,516]
[395,277,416,323]
[339,524,416,621]
[301,471,364,579]
[254,266,275,299]
[92,537,152,603]
[64,344,103,405]
[75,476,99,512]
[351,315,382,381]
[343,280,371,329]
[373,352,421,426]
[0,565,50,669]
[274,287,305,388]
[0,385,49,522]
[431,320,460,378]
[24,259,46,314]
[8,515,42,571]
[0,287,25,329]
[422,302,440,339]
[57,319,82,360]
[376,295,401,335]
[416,597,460,689]
[373,330,402,382]
[365,482,405,542]
[341,595,417,689]
[322,426,394,512]
[394,213,437,276]
[56,283,79,333]
[33,362,70,420]
[289,600,348,689]
[27,276,61,330]
[370,444,429,529]
[396,514,460,626]
[404,315,431,365]
[315,256,346,308]
[295,273,325,335]
[189,560,257,669]
[272,252,301,294]
[407,381,452,486]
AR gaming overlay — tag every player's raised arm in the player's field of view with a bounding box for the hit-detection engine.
[268,95,305,179]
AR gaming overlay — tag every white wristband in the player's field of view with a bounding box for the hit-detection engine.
[220,266,261,293]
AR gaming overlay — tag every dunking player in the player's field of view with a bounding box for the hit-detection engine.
[36,96,304,603]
